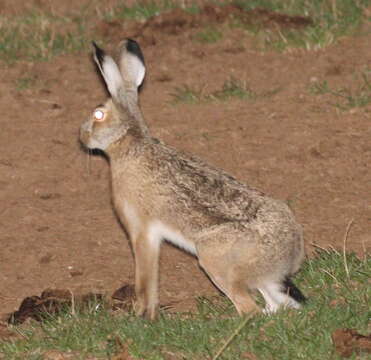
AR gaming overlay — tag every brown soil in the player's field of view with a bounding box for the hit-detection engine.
[0,1,370,318]
[332,329,371,358]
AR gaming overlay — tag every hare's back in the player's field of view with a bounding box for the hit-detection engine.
[145,140,268,224]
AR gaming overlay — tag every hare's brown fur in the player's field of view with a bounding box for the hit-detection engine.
[80,40,305,320]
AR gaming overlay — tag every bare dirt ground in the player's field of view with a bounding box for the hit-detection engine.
[0,1,370,318]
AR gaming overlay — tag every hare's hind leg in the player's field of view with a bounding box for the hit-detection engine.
[226,277,260,315]
[132,231,161,320]
[196,228,260,315]
[198,254,260,315]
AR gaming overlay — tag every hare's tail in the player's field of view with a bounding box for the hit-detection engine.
[259,277,307,313]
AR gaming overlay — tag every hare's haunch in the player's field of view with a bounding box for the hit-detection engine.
[80,39,306,320]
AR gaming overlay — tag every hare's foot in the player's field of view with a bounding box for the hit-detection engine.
[134,298,158,320]
[133,297,146,317]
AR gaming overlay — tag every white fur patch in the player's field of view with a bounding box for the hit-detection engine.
[96,54,124,100]
[120,53,145,87]
[148,221,197,255]
[258,282,301,314]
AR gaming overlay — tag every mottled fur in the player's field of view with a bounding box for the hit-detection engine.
[80,39,305,320]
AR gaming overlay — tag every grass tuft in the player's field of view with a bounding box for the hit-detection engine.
[105,0,175,21]
[208,77,257,101]
[15,76,37,91]
[232,0,369,50]
[309,70,371,110]
[0,11,87,63]
[171,77,280,104]
[170,84,203,104]
[1,250,370,359]
[194,27,223,43]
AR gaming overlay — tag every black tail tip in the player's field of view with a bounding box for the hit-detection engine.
[283,277,307,304]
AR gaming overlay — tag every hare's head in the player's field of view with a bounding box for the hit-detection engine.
[80,39,148,151]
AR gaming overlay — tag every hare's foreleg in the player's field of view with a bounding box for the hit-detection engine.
[132,231,161,320]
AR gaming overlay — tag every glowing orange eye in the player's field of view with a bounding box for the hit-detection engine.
[93,109,105,121]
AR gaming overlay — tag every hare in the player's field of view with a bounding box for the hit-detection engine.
[80,39,306,320]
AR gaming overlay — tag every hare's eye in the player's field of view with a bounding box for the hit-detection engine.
[93,109,105,121]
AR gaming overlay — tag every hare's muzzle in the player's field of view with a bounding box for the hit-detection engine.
[79,121,92,148]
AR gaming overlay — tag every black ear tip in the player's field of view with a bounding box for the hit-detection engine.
[126,38,145,65]
[92,41,105,64]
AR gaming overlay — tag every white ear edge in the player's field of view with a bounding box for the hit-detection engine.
[120,53,146,87]
[95,53,124,100]
[134,57,146,87]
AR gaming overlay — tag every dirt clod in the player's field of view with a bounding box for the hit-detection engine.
[38,192,62,200]
[112,284,136,301]
[108,336,135,360]
[8,289,104,325]
[7,285,138,324]
[111,284,136,311]
[332,328,371,358]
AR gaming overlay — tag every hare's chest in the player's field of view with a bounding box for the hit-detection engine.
[120,200,143,241]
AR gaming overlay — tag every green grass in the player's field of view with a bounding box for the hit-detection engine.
[170,84,204,104]
[208,77,257,101]
[171,77,280,104]
[105,0,176,21]
[1,250,370,359]
[194,27,223,43]
[0,11,87,63]
[15,76,37,91]
[309,71,371,110]
[232,0,370,50]
[105,0,201,21]
[0,0,369,62]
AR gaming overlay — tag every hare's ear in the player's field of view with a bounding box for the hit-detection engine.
[92,42,124,101]
[117,39,146,87]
